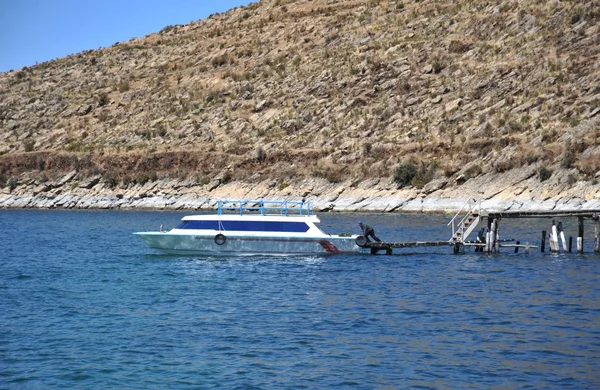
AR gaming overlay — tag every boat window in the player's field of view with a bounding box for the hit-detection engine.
[178,221,219,230]
[176,220,310,233]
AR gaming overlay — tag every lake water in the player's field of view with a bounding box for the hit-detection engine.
[1,209,599,389]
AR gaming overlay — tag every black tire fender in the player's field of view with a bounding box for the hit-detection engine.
[215,233,227,245]
[355,235,367,247]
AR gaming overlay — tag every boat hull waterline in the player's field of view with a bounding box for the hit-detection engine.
[134,232,362,255]
[135,200,364,256]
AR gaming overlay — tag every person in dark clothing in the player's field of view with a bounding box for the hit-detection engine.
[358,221,382,242]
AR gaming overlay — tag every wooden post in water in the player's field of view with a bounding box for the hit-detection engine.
[550,220,559,252]
[488,219,496,254]
[595,218,600,254]
[494,219,500,253]
[541,230,546,252]
[558,221,568,252]
[515,240,520,253]
[485,218,492,254]
[568,236,573,253]
[578,217,584,254]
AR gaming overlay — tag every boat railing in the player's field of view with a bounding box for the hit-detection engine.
[217,200,312,216]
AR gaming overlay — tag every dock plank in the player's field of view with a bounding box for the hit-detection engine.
[364,241,453,249]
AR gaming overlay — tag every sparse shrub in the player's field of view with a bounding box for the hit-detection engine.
[313,167,342,183]
[256,146,267,162]
[97,92,109,107]
[23,139,35,152]
[410,161,440,188]
[363,142,372,156]
[562,148,576,169]
[278,182,289,191]
[103,172,119,189]
[136,172,152,185]
[493,159,515,173]
[196,174,210,186]
[568,116,580,128]
[393,162,417,186]
[7,176,19,192]
[464,164,482,179]
[221,171,232,184]
[211,54,229,68]
[448,40,472,54]
[98,110,109,122]
[156,125,167,138]
[117,81,130,92]
[526,153,539,165]
[539,167,552,182]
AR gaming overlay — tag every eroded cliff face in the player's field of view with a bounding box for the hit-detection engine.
[1,0,599,210]
[1,159,599,212]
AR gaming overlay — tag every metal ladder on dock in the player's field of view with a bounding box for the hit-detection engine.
[448,198,482,244]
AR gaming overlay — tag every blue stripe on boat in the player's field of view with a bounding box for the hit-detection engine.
[176,220,310,233]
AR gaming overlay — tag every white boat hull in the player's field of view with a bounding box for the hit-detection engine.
[135,232,363,255]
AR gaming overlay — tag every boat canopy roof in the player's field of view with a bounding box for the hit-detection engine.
[216,200,313,216]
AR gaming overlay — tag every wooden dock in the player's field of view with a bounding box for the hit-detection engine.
[448,199,600,254]
[482,210,600,219]
[360,199,600,255]
[360,241,453,255]
[356,200,600,255]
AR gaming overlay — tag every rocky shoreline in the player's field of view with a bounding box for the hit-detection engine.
[2,166,600,213]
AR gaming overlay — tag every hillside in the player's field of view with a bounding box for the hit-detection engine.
[1,0,599,211]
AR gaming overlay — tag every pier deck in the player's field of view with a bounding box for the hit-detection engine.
[359,202,600,255]
[362,241,453,255]
[460,206,600,254]
[482,210,600,219]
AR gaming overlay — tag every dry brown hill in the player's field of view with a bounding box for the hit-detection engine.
[1,0,599,196]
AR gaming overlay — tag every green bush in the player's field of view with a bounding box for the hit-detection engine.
[562,149,576,169]
[393,162,417,186]
[103,172,119,189]
[117,81,130,92]
[97,92,109,107]
[7,176,19,192]
[539,167,553,182]
[23,139,35,152]
[256,146,266,162]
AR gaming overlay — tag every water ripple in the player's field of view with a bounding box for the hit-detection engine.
[1,210,599,388]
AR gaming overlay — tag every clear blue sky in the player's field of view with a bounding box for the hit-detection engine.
[0,0,253,73]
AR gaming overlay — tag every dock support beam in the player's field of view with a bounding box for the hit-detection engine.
[550,221,559,252]
[541,230,546,252]
[568,236,573,253]
[488,219,496,254]
[494,219,500,253]
[558,222,568,252]
[578,217,584,254]
[595,217,600,254]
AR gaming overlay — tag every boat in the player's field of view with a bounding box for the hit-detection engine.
[134,200,364,255]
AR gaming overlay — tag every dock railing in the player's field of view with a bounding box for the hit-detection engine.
[217,200,312,216]
[448,197,482,243]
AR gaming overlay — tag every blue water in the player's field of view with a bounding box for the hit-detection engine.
[1,209,600,389]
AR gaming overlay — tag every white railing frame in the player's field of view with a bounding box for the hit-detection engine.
[448,198,481,242]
